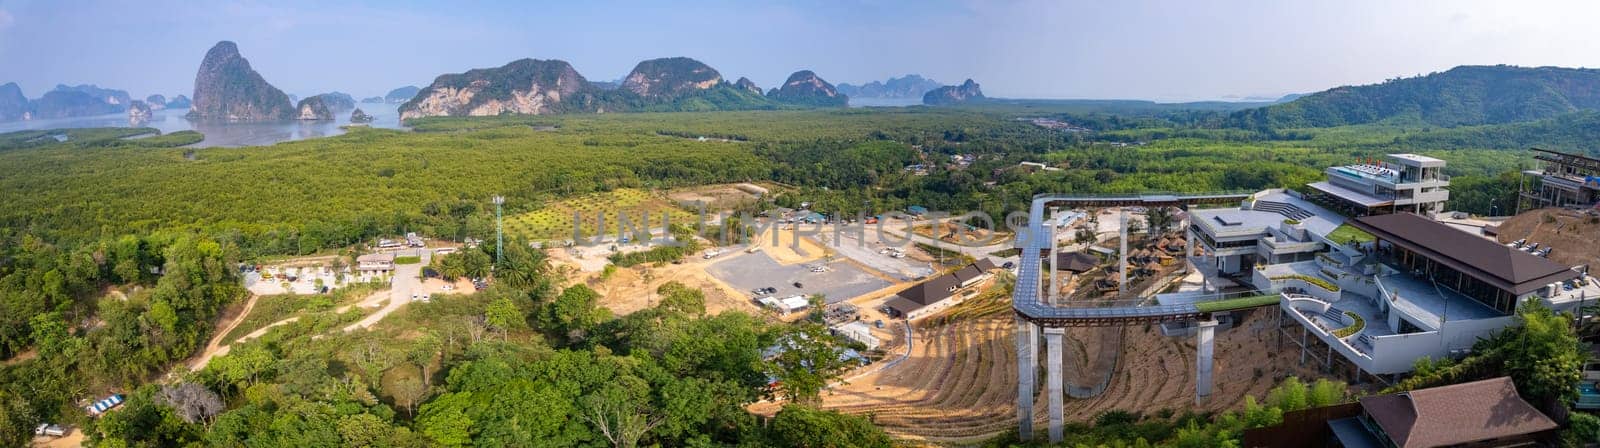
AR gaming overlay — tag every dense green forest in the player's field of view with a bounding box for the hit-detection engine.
[0,104,1573,258]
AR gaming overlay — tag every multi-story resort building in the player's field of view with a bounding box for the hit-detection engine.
[1183,154,1600,376]
[1520,147,1600,211]
[1307,153,1451,216]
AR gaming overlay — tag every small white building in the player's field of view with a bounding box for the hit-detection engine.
[356,253,395,274]
[760,295,812,315]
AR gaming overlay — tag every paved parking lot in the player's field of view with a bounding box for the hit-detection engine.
[821,229,937,281]
[706,251,890,304]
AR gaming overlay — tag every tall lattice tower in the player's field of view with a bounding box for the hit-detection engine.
[493,195,505,265]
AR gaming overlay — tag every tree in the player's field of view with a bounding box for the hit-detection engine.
[392,375,428,418]
[656,281,706,316]
[0,391,37,448]
[765,405,892,448]
[580,384,665,448]
[484,297,525,338]
[417,393,474,447]
[158,382,225,424]
[1146,206,1174,235]
[766,323,849,403]
[408,330,443,388]
[1495,300,1585,409]
[545,284,605,341]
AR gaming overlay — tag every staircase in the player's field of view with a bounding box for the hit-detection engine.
[1253,200,1315,221]
[1355,333,1375,353]
[1320,306,1345,323]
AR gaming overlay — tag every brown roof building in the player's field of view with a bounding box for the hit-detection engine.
[1352,213,1578,296]
[886,260,996,318]
[1054,252,1100,273]
[1351,212,1582,315]
[1349,377,1557,448]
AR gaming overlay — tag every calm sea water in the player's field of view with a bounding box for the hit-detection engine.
[0,104,408,148]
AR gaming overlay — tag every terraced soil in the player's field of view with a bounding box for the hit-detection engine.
[821,309,1323,444]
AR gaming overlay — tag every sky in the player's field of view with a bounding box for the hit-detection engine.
[2,0,1599,102]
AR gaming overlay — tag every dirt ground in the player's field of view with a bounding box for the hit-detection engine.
[820,307,1326,444]
[1495,207,1600,269]
[31,429,83,448]
[665,183,765,210]
[913,221,1014,245]
[575,258,760,317]
[752,226,830,265]
[419,278,475,295]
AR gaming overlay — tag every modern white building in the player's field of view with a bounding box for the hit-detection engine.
[1187,189,1344,281]
[1182,156,1600,377]
[1307,153,1450,216]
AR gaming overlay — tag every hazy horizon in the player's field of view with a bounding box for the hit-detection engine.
[2,0,1599,102]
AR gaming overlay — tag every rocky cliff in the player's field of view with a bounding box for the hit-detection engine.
[621,57,722,97]
[295,96,334,120]
[838,74,942,99]
[0,83,27,122]
[385,86,420,104]
[734,77,763,96]
[128,100,154,123]
[31,90,122,119]
[188,41,295,121]
[317,92,356,111]
[166,95,191,109]
[350,108,374,123]
[145,94,168,111]
[922,79,985,105]
[766,70,847,107]
[54,84,131,108]
[400,58,591,120]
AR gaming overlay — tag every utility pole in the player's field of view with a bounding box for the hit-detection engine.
[493,195,505,266]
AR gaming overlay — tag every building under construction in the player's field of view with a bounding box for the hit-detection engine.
[1521,148,1600,210]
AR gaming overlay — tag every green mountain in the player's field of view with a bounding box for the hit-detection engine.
[400,57,792,120]
[766,70,847,107]
[621,57,722,97]
[1229,65,1600,129]
[922,79,985,105]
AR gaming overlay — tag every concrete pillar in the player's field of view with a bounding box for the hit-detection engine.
[1119,211,1128,286]
[1048,208,1059,305]
[1300,326,1308,365]
[1195,319,1217,404]
[1045,328,1066,443]
[1186,228,1195,258]
[1015,316,1039,440]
